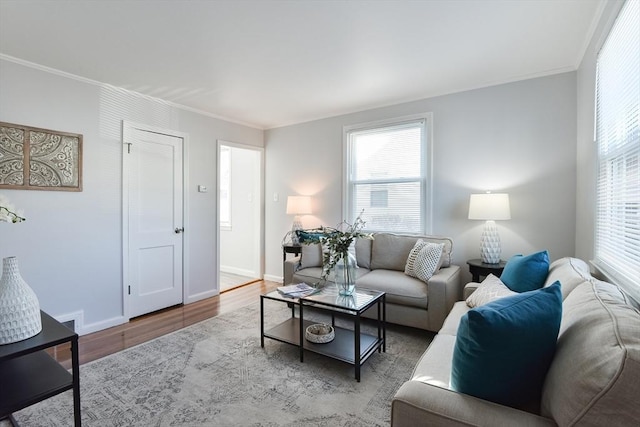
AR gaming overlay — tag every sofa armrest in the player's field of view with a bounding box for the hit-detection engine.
[463,282,481,300]
[283,256,301,285]
[425,265,461,331]
[392,381,555,427]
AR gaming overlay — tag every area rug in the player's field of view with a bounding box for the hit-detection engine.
[8,301,433,426]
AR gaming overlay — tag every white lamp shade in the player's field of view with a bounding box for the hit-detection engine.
[468,193,511,220]
[286,196,312,215]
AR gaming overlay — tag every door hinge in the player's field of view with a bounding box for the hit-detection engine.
[128,285,131,295]
[124,142,132,154]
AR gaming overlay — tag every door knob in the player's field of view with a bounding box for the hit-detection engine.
[175,227,184,234]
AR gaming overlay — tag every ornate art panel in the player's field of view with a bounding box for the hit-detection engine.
[0,122,82,191]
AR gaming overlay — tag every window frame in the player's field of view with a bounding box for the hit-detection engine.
[219,145,232,231]
[342,113,433,234]
[592,0,640,302]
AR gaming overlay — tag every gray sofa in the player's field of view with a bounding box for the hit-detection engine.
[391,257,640,426]
[283,232,461,332]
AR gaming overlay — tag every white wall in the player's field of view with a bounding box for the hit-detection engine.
[0,58,263,334]
[265,72,577,283]
[220,146,261,277]
[575,0,625,262]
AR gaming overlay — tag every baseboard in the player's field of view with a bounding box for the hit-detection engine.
[220,265,258,277]
[185,289,219,304]
[263,274,283,283]
[77,315,127,336]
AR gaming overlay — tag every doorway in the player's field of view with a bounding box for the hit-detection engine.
[123,122,187,318]
[217,141,263,292]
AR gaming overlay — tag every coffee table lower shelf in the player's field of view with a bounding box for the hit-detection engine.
[264,318,382,366]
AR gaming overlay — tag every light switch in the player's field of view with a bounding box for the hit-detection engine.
[273,192,279,202]
[198,185,208,193]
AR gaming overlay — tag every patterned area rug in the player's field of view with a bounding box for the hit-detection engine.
[8,301,433,426]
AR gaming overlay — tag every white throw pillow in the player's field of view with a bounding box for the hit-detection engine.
[406,240,444,282]
[405,239,429,276]
[466,274,518,308]
[413,242,445,282]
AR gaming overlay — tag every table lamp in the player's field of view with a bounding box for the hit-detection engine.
[468,193,511,264]
[286,196,312,245]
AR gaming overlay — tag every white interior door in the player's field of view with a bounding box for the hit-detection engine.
[124,126,184,318]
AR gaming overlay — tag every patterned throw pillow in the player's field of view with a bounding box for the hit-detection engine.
[406,240,444,282]
[466,274,518,308]
[405,239,429,275]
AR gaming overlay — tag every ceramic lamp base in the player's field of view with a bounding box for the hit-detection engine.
[480,220,502,264]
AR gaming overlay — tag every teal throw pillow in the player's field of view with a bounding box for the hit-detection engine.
[451,281,562,408]
[500,250,550,292]
[296,229,329,244]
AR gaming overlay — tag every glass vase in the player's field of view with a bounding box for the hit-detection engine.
[334,251,356,296]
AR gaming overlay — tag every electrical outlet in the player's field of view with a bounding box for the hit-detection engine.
[273,192,279,202]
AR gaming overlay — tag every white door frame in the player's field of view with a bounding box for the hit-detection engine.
[122,120,190,319]
[216,140,264,290]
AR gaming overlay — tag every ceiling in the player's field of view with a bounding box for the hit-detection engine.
[0,0,605,129]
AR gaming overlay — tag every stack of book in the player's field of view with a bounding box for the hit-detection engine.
[277,283,320,298]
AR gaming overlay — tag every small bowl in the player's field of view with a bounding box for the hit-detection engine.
[305,323,335,344]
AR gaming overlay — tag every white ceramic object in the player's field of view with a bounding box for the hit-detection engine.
[0,256,42,344]
[480,220,502,264]
[305,323,335,344]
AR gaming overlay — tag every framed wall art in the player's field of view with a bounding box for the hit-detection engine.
[0,122,83,191]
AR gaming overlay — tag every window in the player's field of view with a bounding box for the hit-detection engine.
[344,114,431,233]
[594,0,640,300]
[219,146,231,230]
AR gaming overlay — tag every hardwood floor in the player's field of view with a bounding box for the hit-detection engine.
[51,280,280,369]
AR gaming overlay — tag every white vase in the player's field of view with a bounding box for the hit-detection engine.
[0,256,42,344]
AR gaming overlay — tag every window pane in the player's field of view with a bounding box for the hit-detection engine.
[352,126,422,180]
[352,180,422,233]
[595,0,640,299]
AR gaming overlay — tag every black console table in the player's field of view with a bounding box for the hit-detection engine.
[0,311,81,426]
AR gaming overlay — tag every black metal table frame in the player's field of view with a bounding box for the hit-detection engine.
[0,311,81,426]
[260,289,386,382]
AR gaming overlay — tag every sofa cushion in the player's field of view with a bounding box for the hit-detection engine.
[439,301,470,336]
[356,269,428,308]
[411,334,457,389]
[355,237,372,270]
[544,256,591,300]
[466,274,517,308]
[371,233,452,271]
[500,250,550,292]
[293,266,370,286]
[541,280,640,426]
[451,282,562,407]
[299,243,323,269]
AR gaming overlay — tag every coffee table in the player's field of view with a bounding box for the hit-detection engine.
[260,286,385,381]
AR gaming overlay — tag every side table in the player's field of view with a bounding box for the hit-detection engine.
[0,311,81,426]
[282,244,302,262]
[467,258,506,282]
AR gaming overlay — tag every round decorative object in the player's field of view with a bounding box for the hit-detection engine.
[305,323,335,344]
[0,256,42,345]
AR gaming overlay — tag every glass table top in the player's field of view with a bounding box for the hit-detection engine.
[263,285,383,312]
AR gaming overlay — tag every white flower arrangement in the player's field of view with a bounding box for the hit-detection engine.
[0,194,26,223]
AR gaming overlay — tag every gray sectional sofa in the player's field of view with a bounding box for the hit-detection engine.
[391,257,640,426]
[283,232,461,332]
